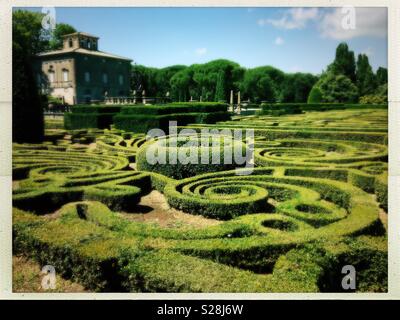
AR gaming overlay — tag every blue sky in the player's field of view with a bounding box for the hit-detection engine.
[17,7,388,74]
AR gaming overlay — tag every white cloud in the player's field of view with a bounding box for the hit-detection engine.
[195,48,207,56]
[275,37,284,45]
[319,8,387,40]
[361,47,374,57]
[259,7,387,40]
[259,8,319,30]
[291,66,303,73]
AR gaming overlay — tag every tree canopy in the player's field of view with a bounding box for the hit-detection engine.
[314,73,358,103]
[48,23,77,50]
[13,10,47,143]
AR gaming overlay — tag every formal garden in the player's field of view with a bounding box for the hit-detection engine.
[12,10,388,293]
[12,102,388,292]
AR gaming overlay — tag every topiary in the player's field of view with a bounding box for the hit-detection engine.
[136,134,250,179]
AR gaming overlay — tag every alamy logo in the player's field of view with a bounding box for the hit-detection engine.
[341,265,356,290]
[41,7,56,31]
[41,265,56,290]
[341,6,356,30]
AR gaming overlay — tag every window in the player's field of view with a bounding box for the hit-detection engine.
[102,73,108,84]
[88,41,91,49]
[84,72,90,83]
[63,69,69,82]
[49,72,55,83]
[69,38,73,48]
[119,75,124,85]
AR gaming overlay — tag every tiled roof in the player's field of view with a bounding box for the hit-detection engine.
[36,48,132,61]
[62,32,99,39]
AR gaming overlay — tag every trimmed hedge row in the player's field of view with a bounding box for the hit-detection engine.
[119,102,228,115]
[254,139,388,167]
[114,112,230,133]
[162,166,382,231]
[64,105,123,130]
[12,144,151,213]
[259,103,387,116]
[12,195,386,292]
[12,107,387,293]
[113,103,231,133]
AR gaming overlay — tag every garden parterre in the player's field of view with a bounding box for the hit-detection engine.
[12,107,388,292]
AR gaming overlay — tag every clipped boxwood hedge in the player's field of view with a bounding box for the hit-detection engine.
[114,103,231,133]
[64,105,123,130]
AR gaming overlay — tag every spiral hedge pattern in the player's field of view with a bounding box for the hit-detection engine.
[13,107,388,293]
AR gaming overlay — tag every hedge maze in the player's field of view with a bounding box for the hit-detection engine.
[13,106,388,292]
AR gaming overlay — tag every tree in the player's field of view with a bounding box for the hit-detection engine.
[328,42,356,82]
[214,70,226,101]
[307,86,323,103]
[12,10,49,143]
[316,73,358,103]
[376,67,388,86]
[280,73,318,102]
[130,64,159,96]
[240,67,278,103]
[170,68,195,101]
[48,23,76,50]
[154,65,187,96]
[356,54,377,96]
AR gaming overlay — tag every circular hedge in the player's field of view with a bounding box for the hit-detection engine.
[136,134,250,179]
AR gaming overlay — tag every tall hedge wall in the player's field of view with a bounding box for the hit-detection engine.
[114,102,231,133]
[64,105,122,130]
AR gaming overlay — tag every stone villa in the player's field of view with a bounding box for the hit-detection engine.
[34,32,132,105]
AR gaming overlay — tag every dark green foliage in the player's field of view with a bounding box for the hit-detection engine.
[170,59,244,102]
[113,103,230,133]
[280,73,318,103]
[328,42,356,82]
[48,23,76,50]
[131,64,187,97]
[307,86,323,103]
[315,73,358,103]
[214,70,226,102]
[240,66,283,103]
[12,10,47,143]
[64,105,122,129]
[356,54,377,97]
[376,67,388,86]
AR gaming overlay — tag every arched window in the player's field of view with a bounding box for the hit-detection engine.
[102,73,108,84]
[84,72,90,83]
